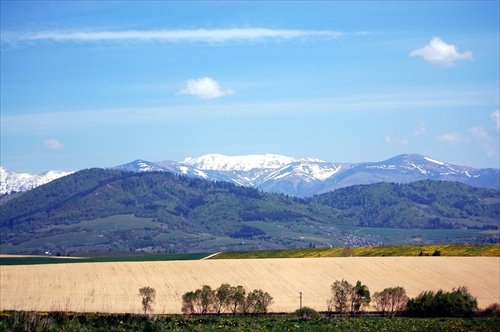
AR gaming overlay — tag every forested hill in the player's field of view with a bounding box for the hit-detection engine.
[0,168,332,235]
[0,169,498,254]
[309,180,500,229]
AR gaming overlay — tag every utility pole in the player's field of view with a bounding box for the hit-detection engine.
[299,292,302,309]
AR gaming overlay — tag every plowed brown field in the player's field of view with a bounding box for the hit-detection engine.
[1,257,498,314]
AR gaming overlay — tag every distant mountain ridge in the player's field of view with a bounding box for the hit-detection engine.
[112,153,500,197]
[1,153,499,197]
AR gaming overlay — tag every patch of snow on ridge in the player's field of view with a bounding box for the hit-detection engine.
[409,163,429,175]
[424,156,445,165]
[305,163,342,181]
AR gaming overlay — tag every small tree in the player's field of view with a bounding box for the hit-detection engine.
[195,285,215,314]
[328,279,353,316]
[214,283,232,314]
[228,285,246,315]
[294,306,320,319]
[181,286,215,315]
[245,289,273,313]
[373,286,408,317]
[373,290,391,315]
[139,286,156,314]
[181,291,197,314]
[351,280,371,315]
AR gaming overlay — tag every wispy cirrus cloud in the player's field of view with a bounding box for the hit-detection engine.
[414,119,427,136]
[437,132,465,144]
[2,28,344,45]
[385,136,408,145]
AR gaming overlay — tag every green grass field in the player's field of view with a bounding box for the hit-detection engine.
[0,252,211,266]
[1,312,499,332]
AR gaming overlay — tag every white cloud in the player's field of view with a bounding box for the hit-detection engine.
[491,110,500,131]
[3,28,344,45]
[414,119,427,136]
[177,77,233,99]
[385,136,408,145]
[410,37,473,67]
[467,126,489,140]
[437,132,464,143]
[467,126,497,157]
[44,138,64,150]
[437,113,499,158]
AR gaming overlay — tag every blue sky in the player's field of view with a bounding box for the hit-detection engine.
[1,1,499,173]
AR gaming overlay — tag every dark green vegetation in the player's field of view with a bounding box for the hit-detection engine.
[1,169,498,254]
[1,312,499,332]
[406,287,478,318]
[0,252,209,265]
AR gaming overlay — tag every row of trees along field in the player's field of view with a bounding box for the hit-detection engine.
[139,284,273,315]
[327,280,483,318]
[139,280,491,318]
[181,284,273,315]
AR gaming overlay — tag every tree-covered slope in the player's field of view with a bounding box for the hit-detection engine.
[0,169,336,236]
[309,180,499,229]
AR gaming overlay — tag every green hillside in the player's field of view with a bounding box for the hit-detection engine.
[309,180,499,229]
[0,169,498,255]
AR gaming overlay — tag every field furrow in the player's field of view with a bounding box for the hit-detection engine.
[1,257,498,314]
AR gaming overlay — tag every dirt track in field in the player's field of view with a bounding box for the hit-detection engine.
[1,257,498,314]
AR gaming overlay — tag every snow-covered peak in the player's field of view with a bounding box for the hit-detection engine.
[181,154,324,172]
[0,167,73,195]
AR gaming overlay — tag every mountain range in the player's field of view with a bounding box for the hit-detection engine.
[1,168,498,255]
[1,153,499,197]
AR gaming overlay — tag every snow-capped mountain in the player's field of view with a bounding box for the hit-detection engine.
[316,154,500,196]
[0,167,73,195]
[172,153,499,196]
[179,154,336,190]
[181,154,322,172]
[2,154,499,197]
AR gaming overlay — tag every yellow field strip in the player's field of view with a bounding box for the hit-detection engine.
[1,257,498,314]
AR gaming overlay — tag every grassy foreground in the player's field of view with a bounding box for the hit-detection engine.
[1,312,499,332]
[212,244,500,259]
